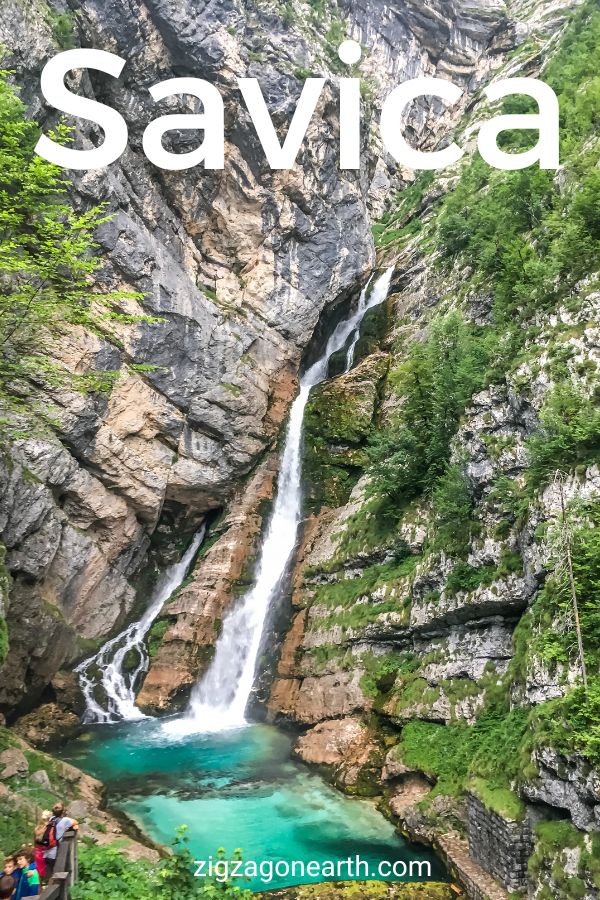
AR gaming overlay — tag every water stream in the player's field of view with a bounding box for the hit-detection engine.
[77,264,394,731]
[166,264,395,735]
[76,526,206,723]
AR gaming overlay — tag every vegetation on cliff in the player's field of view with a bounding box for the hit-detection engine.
[366,313,489,517]
[0,71,156,428]
[291,3,600,893]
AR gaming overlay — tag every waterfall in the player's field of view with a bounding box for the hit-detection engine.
[165,265,395,736]
[76,526,206,724]
[345,274,373,371]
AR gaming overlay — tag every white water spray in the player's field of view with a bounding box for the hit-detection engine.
[165,265,395,736]
[345,274,373,371]
[77,526,206,723]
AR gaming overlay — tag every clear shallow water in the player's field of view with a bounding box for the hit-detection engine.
[62,720,445,891]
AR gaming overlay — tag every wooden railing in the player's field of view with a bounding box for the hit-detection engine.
[40,832,78,900]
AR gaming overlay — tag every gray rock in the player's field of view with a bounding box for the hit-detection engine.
[68,800,89,822]
[31,769,52,790]
[0,748,29,779]
[522,747,600,832]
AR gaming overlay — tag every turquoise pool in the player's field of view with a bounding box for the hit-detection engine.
[62,719,445,891]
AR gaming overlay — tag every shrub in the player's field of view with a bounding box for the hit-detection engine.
[431,463,475,558]
[527,384,600,487]
[71,828,252,899]
[366,313,488,514]
[527,679,600,770]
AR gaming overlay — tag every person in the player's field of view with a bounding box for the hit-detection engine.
[33,811,51,881]
[42,802,78,877]
[13,848,39,898]
[0,856,15,879]
[0,874,15,900]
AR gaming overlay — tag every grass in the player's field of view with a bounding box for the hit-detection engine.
[529,820,600,896]
[307,556,419,610]
[468,776,526,821]
[394,708,529,816]
[305,556,418,632]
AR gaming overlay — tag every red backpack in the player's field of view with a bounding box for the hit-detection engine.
[40,816,61,849]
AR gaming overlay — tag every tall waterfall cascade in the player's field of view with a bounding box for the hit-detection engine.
[77,526,206,723]
[165,265,395,736]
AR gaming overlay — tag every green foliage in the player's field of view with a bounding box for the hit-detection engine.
[529,820,600,894]
[486,475,530,532]
[397,707,529,815]
[308,556,417,610]
[333,495,407,560]
[305,555,418,632]
[293,66,313,81]
[359,651,415,699]
[443,548,522,596]
[444,562,496,596]
[527,384,600,487]
[366,313,488,515]
[0,73,154,428]
[468,777,526,822]
[372,172,434,248]
[529,502,600,675]
[302,354,387,512]
[72,829,252,899]
[48,10,76,49]
[528,679,600,768]
[435,1,600,324]
[147,618,170,659]
[436,161,554,321]
[0,796,32,854]
[430,463,475,557]
[71,842,154,900]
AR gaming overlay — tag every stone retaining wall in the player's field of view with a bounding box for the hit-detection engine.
[467,792,533,891]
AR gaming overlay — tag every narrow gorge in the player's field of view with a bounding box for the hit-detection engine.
[0,0,599,898]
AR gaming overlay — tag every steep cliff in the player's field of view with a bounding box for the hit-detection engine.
[266,2,600,896]
[0,0,518,715]
[2,0,599,896]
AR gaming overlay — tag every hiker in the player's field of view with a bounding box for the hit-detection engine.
[13,848,40,898]
[33,811,51,881]
[42,802,78,877]
[0,856,15,879]
[0,874,15,900]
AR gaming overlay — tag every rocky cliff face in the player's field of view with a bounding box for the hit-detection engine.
[266,1,600,896]
[0,0,519,715]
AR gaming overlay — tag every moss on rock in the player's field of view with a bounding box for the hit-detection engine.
[259,881,454,899]
[303,354,388,511]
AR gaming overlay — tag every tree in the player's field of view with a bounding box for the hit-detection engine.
[0,71,151,428]
[366,313,486,513]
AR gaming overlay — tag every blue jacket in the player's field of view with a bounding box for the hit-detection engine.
[13,863,40,899]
